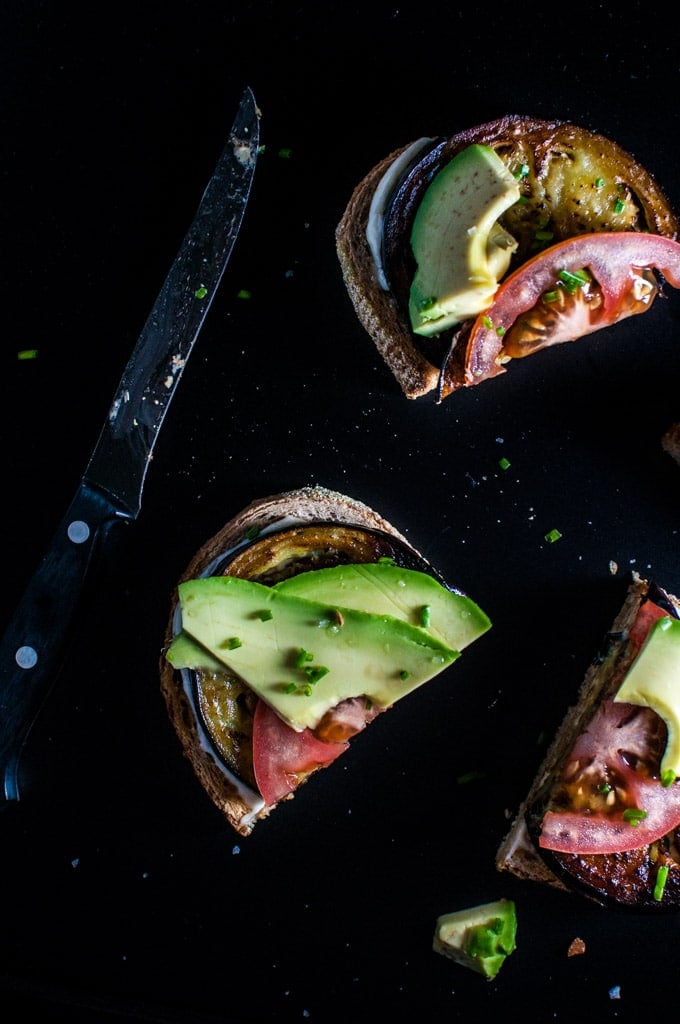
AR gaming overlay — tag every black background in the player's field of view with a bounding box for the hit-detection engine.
[2,3,680,1021]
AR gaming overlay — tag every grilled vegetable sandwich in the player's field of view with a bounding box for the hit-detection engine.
[160,486,490,835]
[496,573,680,909]
[336,116,680,400]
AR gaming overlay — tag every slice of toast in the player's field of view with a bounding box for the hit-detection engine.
[336,117,679,400]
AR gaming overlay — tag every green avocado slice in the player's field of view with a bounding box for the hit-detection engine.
[167,575,461,732]
[274,562,490,650]
[409,143,520,336]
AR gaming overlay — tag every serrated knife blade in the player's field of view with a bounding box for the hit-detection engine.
[0,86,260,805]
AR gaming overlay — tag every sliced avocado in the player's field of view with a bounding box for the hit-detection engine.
[433,899,517,981]
[409,144,520,337]
[274,563,490,650]
[166,575,459,732]
[614,616,680,778]
[165,632,224,672]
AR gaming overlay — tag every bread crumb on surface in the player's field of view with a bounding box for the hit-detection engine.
[567,937,586,957]
[662,422,680,465]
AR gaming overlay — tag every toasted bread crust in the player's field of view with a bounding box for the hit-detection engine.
[159,486,422,835]
[336,146,441,399]
[495,574,680,893]
[336,116,679,401]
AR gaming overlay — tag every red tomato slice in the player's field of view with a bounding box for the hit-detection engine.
[464,232,680,386]
[539,603,680,855]
[629,598,670,650]
[252,700,349,807]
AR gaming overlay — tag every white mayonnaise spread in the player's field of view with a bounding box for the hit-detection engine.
[174,514,310,825]
[366,137,434,291]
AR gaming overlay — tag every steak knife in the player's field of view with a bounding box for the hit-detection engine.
[0,86,260,805]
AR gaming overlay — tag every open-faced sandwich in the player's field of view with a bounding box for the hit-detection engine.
[496,573,680,909]
[160,486,491,836]
[336,116,680,400]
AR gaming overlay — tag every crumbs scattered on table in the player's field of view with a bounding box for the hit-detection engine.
[662,422,680,466]
[567,937,586,957]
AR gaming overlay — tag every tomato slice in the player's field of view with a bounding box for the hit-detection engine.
[252,700,349,807]
[629,598,670,650]
[463,232,680,386]
[539,602,680,855]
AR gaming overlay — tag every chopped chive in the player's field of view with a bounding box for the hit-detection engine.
[237,288,252,300]
[513,162,530,180]
[245,525,260,540]
[545,528,562,543]
[278,147,292,159]
[613,197,626,214]
[378,556,395,564]
[482,315,494,329]
[18,349,39,361]
[457,769,486,784]
[595,176,605,189]
[534,228,554,242]
[661,768,676,788]
[258,609,273,621]
[194,285,208,299]
[653,863,669,901]
[498,456,511,470]
[420,605,431,628]
[543,289,560,304]
[283,682,297,694]
[304,665,329,685]
[399,670,410,681]
[623,807,648,825]
[300,684,313,697]
[557,268,591,294]
[223,637,242,650]
[294,648,314,668]
[597,782,612,794]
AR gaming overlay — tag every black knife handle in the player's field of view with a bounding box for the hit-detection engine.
[0,481,129,806]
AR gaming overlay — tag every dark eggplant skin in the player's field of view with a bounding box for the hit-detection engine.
[523,583,680,911]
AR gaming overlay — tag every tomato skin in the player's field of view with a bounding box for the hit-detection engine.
[252,700,349,807]
[463,232,680,386]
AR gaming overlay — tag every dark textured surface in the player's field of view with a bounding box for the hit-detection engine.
[1,3,680,1021]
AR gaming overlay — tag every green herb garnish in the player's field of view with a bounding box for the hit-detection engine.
[623,807,648,826]
[557,268,591,294]
[654,863,669,901]
[304,665,329,685]
[544,528,562,543]
[661,768,676,788]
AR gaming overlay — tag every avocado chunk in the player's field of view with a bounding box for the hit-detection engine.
[166,575,460,732]
[615,616,680,778]
[275,563,490,651]
[433,899,517,981]
[409,144,520,337]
